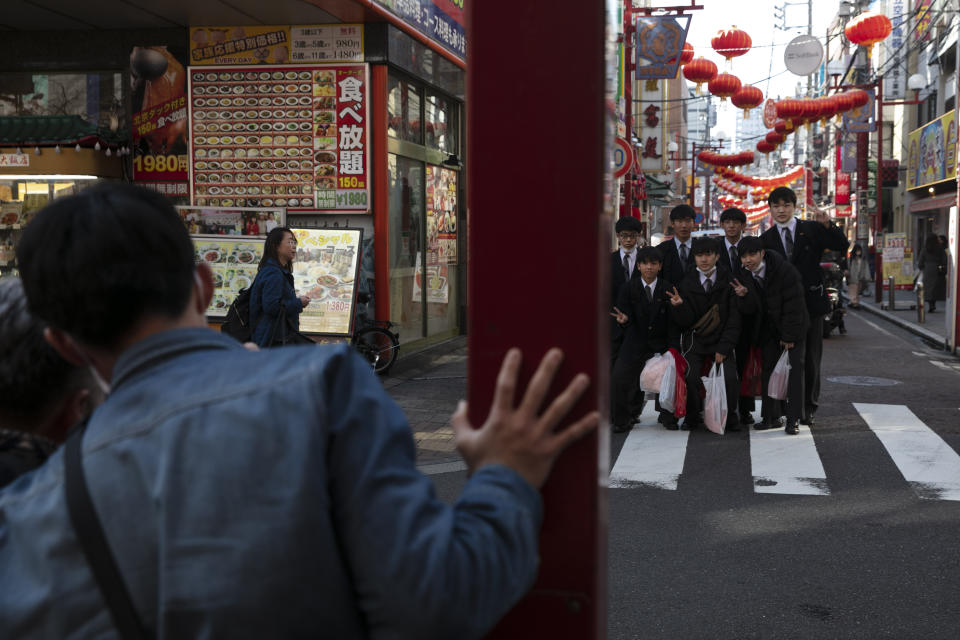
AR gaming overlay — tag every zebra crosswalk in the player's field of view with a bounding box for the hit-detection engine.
[610,401,960,502]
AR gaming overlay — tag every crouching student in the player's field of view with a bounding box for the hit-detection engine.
[610,247,682,432]
[732,237,809,435]
[670,238,742,432]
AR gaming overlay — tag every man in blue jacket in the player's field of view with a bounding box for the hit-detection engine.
[2,183,598,639]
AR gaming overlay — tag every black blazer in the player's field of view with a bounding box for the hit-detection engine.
[760,219,848,317]
[671,268,741,356]
[717,239,744,276]
[656,238,693,287]
[736,250,810,346]
[610,249,636,306]
[615,277,681,360]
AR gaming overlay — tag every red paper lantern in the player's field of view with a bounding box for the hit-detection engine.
[731,85,764,118]
[845,88,870,117]
[683,57,719,94]
[757,140,777,154]
[776,98,804,126]
[835,90,856,114]
[738,150,755,165]
[817,95,839,122]
[799,98,821,128]
[766,131,786,146]
[774,119,795,135]
[711,27,752,60]
[708,73,742,101]
[845,11,892,57]
[679,41,695,66]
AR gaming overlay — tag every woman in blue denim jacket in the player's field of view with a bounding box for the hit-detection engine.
[249,227,310,347]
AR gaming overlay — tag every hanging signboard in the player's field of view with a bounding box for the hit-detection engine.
[131,46,189,185]
[883,0,907,100]
[843,87,876,133]
[638,78,666,173]
[289,227,363,336]
[634,15,691,80]
[783,34,824,77]
[906,109,957,190]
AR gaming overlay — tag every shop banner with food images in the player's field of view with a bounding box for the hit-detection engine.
[189,25,364,65]
[188,64,370,213]
[906,110,957,190]
[290,227,363,335]
[178,206,283,237]
[426,165,457,265]
[194,237,264,316]
[371,0,466,61]
[131,46,189,183]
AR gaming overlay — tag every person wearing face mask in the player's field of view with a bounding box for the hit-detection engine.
[760,187,847,428]
[669,237,742,432]
[0,278,104,488]
[730,237,809,434]
[249,226,312,348]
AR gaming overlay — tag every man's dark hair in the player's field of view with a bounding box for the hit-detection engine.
[635,246,663,264]
[767,186,797,205]
[615,216,643,234]
[16,183,197,349]
[719,208,747,223]
[259,226,295,271]
[691,237,720,256]
[669,204,696,221]
[0,278,89,431]
[738,236,764,255]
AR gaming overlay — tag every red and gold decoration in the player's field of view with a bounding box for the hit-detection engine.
[844,11,893,59]
[731,85,764,118]
[775,98,804,128]
[711,26,752,61]
[765,131,786,146]
[708,72,742,102]
[697,149,754,168]
[844,88,870,117]
[683,57,718,94]
[679,41,695,66]
[756,140,777,156]
[774,118,795,135]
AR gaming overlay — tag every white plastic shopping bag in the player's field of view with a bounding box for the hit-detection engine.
[639,352,671,393]
[658,354,678,413]
[701,363,728,435]
[768,349,791,400]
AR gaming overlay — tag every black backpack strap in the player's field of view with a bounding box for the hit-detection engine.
[64,422,153,640]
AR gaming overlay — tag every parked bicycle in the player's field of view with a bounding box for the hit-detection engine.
[351,293,400,375]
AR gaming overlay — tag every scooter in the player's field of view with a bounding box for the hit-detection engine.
[820,261,846,338]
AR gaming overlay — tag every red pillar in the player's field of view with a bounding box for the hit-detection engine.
[467,2,607,638]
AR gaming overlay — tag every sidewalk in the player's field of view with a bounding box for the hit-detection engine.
[846,286,952,349]
[382,336,467,473]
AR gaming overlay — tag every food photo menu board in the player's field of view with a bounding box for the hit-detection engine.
[188,63,369,212]
[194,237,263,317]
[289,227,362,336]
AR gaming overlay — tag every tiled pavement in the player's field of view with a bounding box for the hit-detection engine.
[382,337,468,472]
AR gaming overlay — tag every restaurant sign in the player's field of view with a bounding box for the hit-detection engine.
[371,0,465,61]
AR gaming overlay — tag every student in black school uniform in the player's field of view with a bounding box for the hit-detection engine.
[657,204,696,287]
[610,216,643,367]
[732,236,809,434]
[716,207,757,425]
[760,187,848,427]
[610,246,682,432]
[670,237,741,432]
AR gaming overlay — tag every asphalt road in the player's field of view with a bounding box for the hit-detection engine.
[425,310,960,638]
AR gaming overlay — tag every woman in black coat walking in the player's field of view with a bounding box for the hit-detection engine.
[917,233,947,312]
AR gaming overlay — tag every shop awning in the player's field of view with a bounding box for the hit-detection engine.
[0,115,124,147]
[909,193,956,213]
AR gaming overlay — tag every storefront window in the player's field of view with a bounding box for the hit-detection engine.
[387,76,423,145]
[425,92,454,153]
[388,154,425,342]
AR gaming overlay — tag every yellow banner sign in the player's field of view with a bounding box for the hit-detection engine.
[190,26,292,65]
[906,109,957,190]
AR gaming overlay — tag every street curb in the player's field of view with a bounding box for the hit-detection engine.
[850,299,949,349]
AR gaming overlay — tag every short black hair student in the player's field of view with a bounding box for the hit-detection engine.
[732,236,809,434]
[657,204,696,286]
[611,216,644,367]
[610,246,681,431]
[717,207,755,424]
[669,237,742,431]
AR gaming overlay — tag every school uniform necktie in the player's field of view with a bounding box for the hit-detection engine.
[783,228,794,259]
[679,243,688,270]
[703,278,713,293]
[623,253,631,280]
[729,245,738,267]
[646,284,654,302]
[755,274,765,289]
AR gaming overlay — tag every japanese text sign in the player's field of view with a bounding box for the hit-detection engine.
[634,15,690,80]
